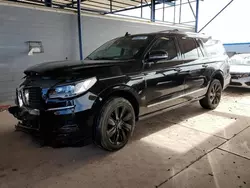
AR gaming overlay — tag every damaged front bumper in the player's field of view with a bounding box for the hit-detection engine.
[9,106,41,133]
[8,105,94,146]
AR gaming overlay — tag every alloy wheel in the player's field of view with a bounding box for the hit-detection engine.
[209,82,222,105]
[106,106,133,145]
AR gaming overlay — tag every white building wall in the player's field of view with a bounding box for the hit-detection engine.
[224,43,250,54]
[0,2,192,104]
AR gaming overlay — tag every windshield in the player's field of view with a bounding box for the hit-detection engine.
[86,35,153,60]
[230,54,250,65]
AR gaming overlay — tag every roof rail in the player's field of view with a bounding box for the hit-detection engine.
[125,32,130,36]
[155,30,210,39]
[172,29,179,32]
[158,29,179,33]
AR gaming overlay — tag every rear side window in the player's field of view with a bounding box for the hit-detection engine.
[202,39,226,57]
[178,37,199,59]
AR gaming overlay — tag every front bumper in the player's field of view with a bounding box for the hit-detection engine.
[229,76,250,88]
[8,104,94,146]
[224,74,231,90]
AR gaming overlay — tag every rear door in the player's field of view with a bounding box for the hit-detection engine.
[140,36,186,115]
[177,36,208,100]
[200,39,231,90]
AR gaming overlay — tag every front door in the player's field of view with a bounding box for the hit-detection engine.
[140,36,185,116]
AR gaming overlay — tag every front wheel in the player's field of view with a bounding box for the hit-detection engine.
[94,97,135,151]
[200,79,222,110]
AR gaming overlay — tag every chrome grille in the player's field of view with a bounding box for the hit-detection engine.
[231,73,250,79]
[231,74,242,79]
[27,87,42,109]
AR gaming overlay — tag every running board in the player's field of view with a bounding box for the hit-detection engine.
[139,96,204,121]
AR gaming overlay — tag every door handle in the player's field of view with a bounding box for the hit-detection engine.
[202,64,208,68]
[174,67,181,72]
[130,76,144,81]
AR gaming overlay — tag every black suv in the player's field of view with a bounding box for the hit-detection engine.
[9,30,231,151]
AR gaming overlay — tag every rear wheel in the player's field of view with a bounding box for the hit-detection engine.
[200,79,222,110]
[94,97,135,151]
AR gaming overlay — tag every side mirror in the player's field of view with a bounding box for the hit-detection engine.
[148,50,168,61]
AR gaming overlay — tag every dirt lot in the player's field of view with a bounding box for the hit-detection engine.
[0,88,250,188]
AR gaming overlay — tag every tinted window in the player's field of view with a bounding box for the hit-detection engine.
[150,37,178,60]
[202,39,226,57]
[179,37,199,59]
[86,35,153,60]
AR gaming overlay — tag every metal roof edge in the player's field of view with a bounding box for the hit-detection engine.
[224,42,250,46]
[0,1,194,31]
[0,1,76,15]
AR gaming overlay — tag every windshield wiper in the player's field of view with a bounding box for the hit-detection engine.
[93,57,115,60]
[85,56,93,60]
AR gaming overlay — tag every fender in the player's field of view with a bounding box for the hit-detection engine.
[210,70,224,87]
[90,84,143,115]
[211,70,224,77]
[98,84,142,104]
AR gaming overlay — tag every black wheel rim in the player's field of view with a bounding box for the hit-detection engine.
[210,83,221,105]
[106,106,133,145]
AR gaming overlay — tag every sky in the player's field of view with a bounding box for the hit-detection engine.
[198,0,250,43]
[121,0,250,43]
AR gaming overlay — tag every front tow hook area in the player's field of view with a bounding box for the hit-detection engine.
[8,106,21,119]
[8,106,39,120]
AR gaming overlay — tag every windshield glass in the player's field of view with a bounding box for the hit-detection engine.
[86,35,153,60]
[230,54,250,65]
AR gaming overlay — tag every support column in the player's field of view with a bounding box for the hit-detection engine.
[179,0,182,23]
[173,1,176,24]
[77,0,83,60]
[151,0,156,22]
[162,0,165,21]
[110,0,112,12]
[141,0,143,18]
[195,0,199,32]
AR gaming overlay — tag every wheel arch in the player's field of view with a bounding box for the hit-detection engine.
[211,71,224,88]
[91,85,141,146]
[93,85,141,121]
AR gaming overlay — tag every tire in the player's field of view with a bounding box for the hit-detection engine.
[200,79,222,110]
[94,97,136,151]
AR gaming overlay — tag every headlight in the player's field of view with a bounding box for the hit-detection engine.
[17,92,23,107]
[48,77,97,99]
[241,74,250,78]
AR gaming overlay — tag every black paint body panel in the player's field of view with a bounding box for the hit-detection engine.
[9,31,231,145]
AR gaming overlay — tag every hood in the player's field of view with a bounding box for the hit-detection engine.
[24,60,131,76]
[230,64,250,74]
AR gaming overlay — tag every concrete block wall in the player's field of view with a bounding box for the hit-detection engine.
[0,3,192,104]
